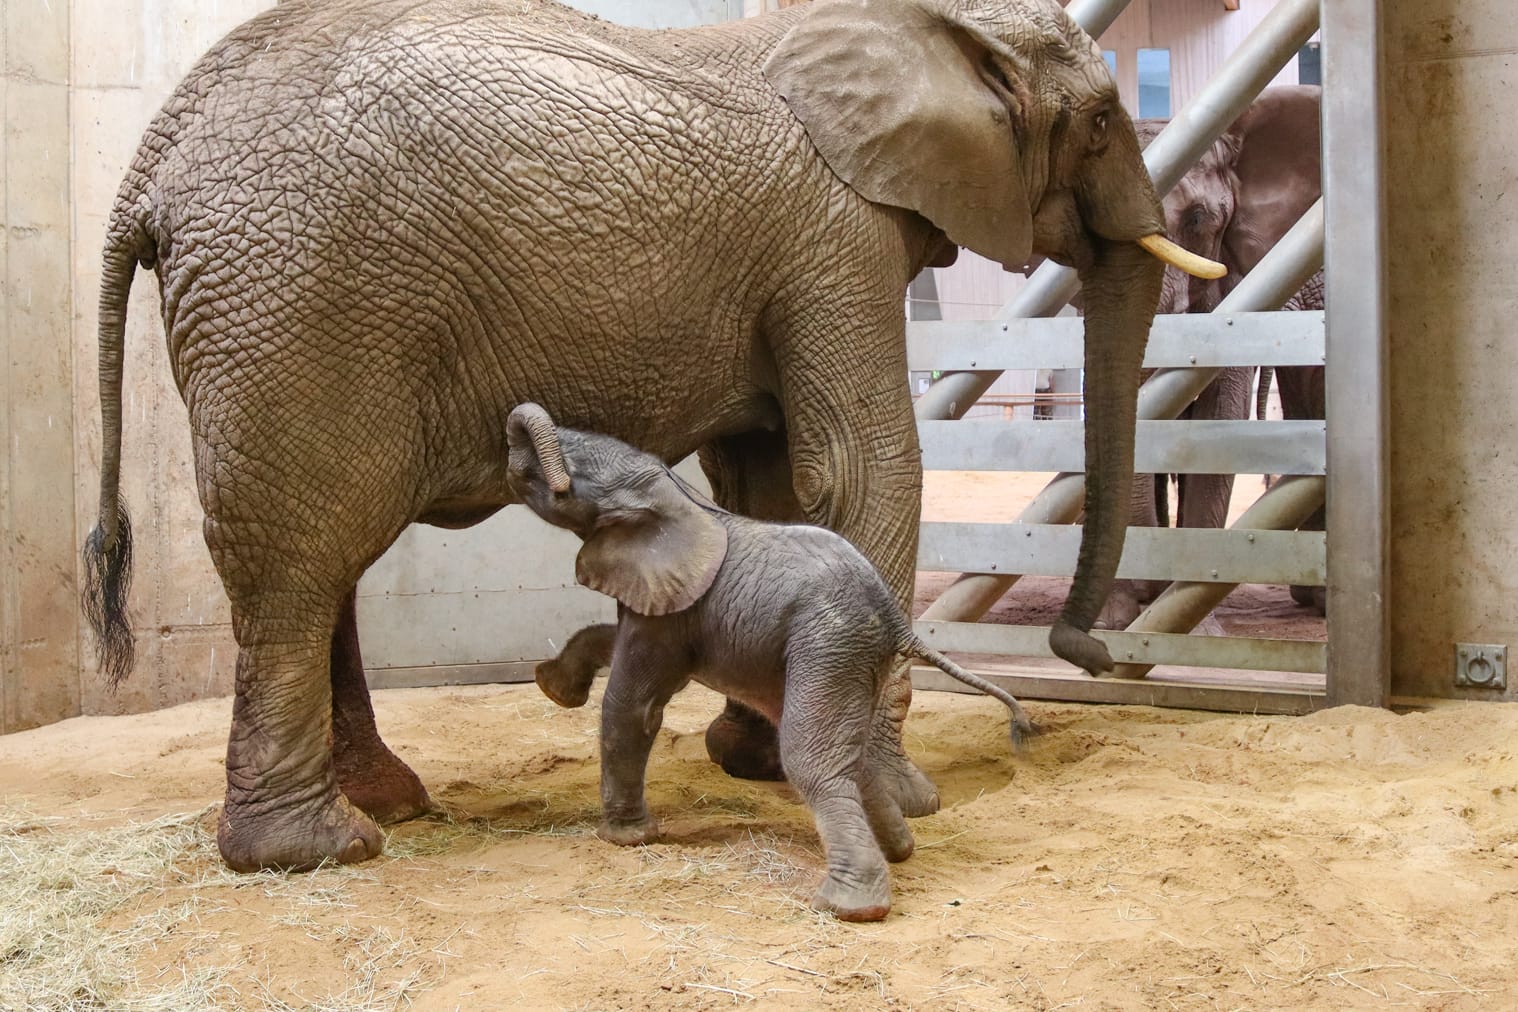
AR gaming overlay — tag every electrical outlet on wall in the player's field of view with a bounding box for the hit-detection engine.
[1454,643,1507,690]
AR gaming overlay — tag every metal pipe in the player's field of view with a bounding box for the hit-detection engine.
[1109,475,1326,680]
[1064,0,1135,40]
[920,199,1325,623]
[914,0,1321,423]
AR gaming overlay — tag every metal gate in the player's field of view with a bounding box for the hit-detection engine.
[908,0,1387,713]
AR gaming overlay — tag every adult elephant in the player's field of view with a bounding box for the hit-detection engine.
[1100,86,1323,628]
[82,0,1212,872]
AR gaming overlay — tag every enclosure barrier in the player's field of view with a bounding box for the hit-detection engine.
[918,197,1325,636]
[909,0,1345,714]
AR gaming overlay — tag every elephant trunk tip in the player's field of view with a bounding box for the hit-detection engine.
[1049,621,1114,677]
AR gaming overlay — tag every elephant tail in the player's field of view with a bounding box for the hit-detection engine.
[900,633,1037,749]
[82,202,151,689]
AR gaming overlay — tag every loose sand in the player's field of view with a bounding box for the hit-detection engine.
[3,682,1516,1009]
[3,470,1463,1009]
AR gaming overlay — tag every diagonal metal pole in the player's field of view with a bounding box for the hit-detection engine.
[921,199,1325,623]
[914,0,1322,424]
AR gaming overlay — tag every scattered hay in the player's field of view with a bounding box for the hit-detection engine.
[0,804,231,1010]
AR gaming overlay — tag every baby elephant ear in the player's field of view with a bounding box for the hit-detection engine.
[575,483,729,616]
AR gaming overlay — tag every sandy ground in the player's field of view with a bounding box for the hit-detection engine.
[0,472,1360,1008]
[3,684,1517,1008]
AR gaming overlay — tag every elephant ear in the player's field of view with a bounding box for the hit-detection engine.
[575,480,729,616]
[1222,85,1322,277]
[764,0,1032,269]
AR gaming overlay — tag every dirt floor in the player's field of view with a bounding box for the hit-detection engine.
[0,472,1413,1009]
[3,684,1517,1009]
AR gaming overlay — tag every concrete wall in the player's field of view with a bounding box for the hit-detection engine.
[3,0,81,733]
[1382,2,1518,701]
[7,0,1517,726]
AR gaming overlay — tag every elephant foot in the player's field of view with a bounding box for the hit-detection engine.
[811,866,891,922]
[598,813,660,847]
[536,623,616,708]
[705,701,786,782]
[871,813,914,864]
[869,746,940,818]
[1290,583,1327,616]
[217,787,383,873]
[535,657,595,708]
[333,735,432,826]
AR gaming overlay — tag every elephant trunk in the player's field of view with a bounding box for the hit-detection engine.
[507,403,572,493]
[1049,238,1165,675]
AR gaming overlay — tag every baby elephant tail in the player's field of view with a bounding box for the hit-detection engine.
[903,635,1037,748]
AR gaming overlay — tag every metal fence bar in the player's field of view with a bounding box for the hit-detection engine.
[910,665,1323,716]
[1321,0,1388,708]
[1109,475,1326,679]
[920,200,1325,624]
[920,522,1324,585]
[921,418,1324,475]
[907,311,1325,372]
[913,621,1327,674]
[914,0,1322,423]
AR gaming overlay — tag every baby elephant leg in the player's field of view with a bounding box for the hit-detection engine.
[536,623,616,708]
[857,761,915,864]
[781,654,893,922]
[597,642,681,846]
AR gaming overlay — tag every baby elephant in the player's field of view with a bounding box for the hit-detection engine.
[505,403,1033,921]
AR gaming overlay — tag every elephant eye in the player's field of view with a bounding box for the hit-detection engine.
[1090,110,1109,149]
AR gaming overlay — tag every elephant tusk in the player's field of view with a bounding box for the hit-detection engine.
[1137,233,1227,280]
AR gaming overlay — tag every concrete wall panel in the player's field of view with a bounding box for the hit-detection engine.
[1382,8,1518,700]
[3,0,77,733]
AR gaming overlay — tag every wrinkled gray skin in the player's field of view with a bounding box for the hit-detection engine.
[1099,86,1323,629]
[82,0,1167,873]
[503,404,1034,922]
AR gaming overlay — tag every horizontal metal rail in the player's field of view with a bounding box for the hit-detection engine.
[921,418,1324,476]
[919,523,1324,586]
[915,0,1322,423]
[913,621,1327,675]
[910,664,1323,716]
[907,311,1324,373]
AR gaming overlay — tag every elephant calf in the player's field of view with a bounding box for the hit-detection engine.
[504,404,1032,922]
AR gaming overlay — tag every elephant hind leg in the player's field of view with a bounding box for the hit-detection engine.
[214,572,383,872]
[330,589,431,824]
[779,637,895,921]
[203,472,412,871]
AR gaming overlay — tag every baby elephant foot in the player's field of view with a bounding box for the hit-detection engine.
[811,865,892,923]
[535,623,616,708]
[598,813,660,847]
[867,743,940,818]
[217,788,383,873]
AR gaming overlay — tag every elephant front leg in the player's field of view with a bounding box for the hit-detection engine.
[597,644,681,847]
[774,321,939,818]
[329,589,431,824]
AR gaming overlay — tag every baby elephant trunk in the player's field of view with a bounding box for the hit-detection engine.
[507,403,572,493]
[901,634,1037,747]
